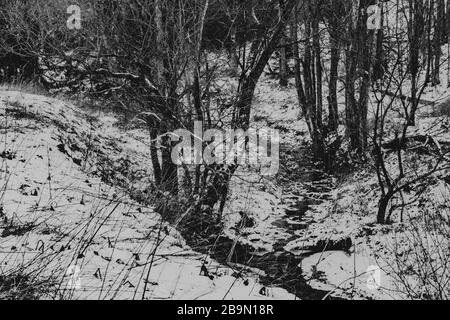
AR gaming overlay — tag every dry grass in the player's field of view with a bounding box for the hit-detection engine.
[0,79,49,97]
[0,272,55,300]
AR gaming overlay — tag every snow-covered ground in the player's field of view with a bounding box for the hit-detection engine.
[220,66,450,300]
[0,89,295,300]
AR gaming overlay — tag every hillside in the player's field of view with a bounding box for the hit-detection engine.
[0,90,294,300]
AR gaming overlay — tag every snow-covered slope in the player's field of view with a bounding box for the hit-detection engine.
[0,90,294,300]
[221,69,450,300]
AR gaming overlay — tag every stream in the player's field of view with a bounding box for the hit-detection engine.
[206,142,342,300]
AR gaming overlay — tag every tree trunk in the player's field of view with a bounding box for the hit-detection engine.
[299,0,324,159]
[377,189,395,224]
[373,2,385,82]
[328,29,340,132]
[291,18,311,133]
[312,0,323,136]
[153,0,179,193]
[279,27,289,87]
[230,25,239,76]
[408,0,425,126]
[344,0,374,152]
[161,136,178,193]
[433,0,445,85]
[150,128,162,186]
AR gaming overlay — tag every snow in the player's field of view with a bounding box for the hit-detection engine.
[218,44,450,299]
[1,40,450,301]
[0,89,295,300]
